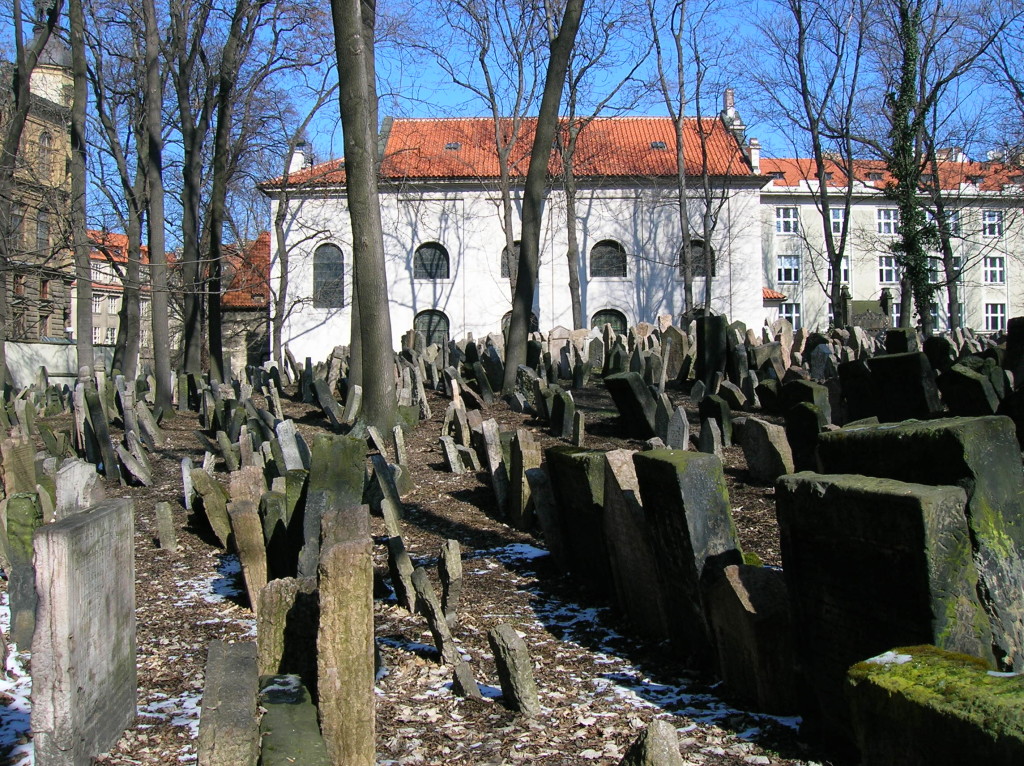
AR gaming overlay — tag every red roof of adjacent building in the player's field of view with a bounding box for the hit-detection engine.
[222,231,270,310]
[267,116,757,189]
[762,287,787,301]
[761,157,1024,192]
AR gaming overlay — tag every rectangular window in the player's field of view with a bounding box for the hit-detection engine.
[105,327,116,345]
[892,302,901,329]
[928,257,942,284]
[141,299,151,319]
[780,302,801,329]
[982,210,1003,237]
[877,208,900,235]
[39,279,49,299]
[92,326,102,345]
[879,255,898,284]
[92,295,102,314]
[984,256,1005,284]
[140,328,150,347]
[91,262,104,282]
[830,208,845,235]
[776,207,799,234]
[107,295,119,314]
[777,254,800,283]
[985,303,1006,332]
[827,256,850,285]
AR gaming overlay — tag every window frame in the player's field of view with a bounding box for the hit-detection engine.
[777,254,801,284]
[589,239,628,279]
[983,255,1006,284]
[982,209,1004,238]
[590,308,628,335]
[830,208,845,236]
[877,208,900,235]
[312,243,345,309]
[412,242,450,280]
[878,254,898,284]
[985,303,1006,332]
[779,302,801,330]
[775,206,800,235]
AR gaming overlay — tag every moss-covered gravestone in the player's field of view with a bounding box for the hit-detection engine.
[632,449,741,667]
[776,472,990,741]
[848,645,1024,766]
[818,416,1024,672]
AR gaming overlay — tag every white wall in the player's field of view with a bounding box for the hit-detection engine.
[271,178,768,363]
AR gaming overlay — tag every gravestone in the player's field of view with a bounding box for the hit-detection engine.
[817,416,1024,672]
[633,450,742,666]
[602,450,669,641]
[411,568,459,664]
[740,417,795,484]
[7,493,43,647]
[866,352,942,422]
[197,640,259,766]
[258,675,330,766]
[777,472,989,739]
[545,447,612,596]
[603,372,657,439]
[54,458,105,520]
[32,499,136,766]
[256,577,319,694]
[487,624,541,717]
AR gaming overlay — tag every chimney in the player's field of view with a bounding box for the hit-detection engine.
[288,140,308,175]
[720,87,746,143]
[747,137,761,174]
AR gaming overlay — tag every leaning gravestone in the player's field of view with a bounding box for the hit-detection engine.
[633,450,741,667]
[32,499,136,766]
[603,372,657,439]
[817,416,1024,672]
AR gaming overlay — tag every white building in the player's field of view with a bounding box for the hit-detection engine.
[262,114,768,360]
[760,157,1024,333]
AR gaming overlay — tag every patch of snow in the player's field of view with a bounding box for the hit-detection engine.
[865,651,912,665]
[0,593,32,766]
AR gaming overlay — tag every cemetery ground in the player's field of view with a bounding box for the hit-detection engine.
[0,382,831,766]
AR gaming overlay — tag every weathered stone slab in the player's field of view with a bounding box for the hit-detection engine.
[386,536,416,613]
[411,567,460,664]
[703,564,797,714]
[633,450,741,666]
[865,352,942,422]
[156,501,177,551]
[318,539,375,766]
[603,372,657,439]
[258,675,330,766]
[938,363,1000,416]
[228,500,268,613]
[54,458,105,521]
[256,577,319,694]
[7,493,42,647]
[479,419,510,516]
[776,472,989,739]
[545,447,612,596]
[620,719,683,766]
[847,645,1024,766]
[33,499,136,766]
[191,469,232,549]
[487,623,540,717]
[740,417,794,484]
[525,466,564,567]
[602,450,669,641]
[817,416,1024,671]
[197,640,259,766]
[440,539,463,627]
[507,429,541,531]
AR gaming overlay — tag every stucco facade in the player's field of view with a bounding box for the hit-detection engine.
[264,116,767,361]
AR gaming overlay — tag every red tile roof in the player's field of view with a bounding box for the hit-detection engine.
[267,116,756,189]
[762,287,787,301]
[761,157,1024,192]
[222,231,270,310]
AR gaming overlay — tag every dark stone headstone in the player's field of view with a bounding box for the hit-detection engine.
[866,352,942,422]
[603,372,657,439]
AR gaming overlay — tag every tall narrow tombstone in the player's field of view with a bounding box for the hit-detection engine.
[602,450,670,641]
[32,499,136,766]
[228,500,269,613]
[487,624,541,717]
[7,493,43,647]
[440,539,463,626]
[479,419,510,516]
[318,538,375,766]
[603,372,657,438]
[411,567,460,664]
[156,501,178,551]
[256,577,319,693]
[633,449,742,666]
[191,469,233,548]
[386,536,417,612]
[544,447,612,596]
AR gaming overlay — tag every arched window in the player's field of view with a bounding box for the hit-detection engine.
[500,241,520,279]
[38,132,53,179]
[591,308,628,335]
[678,240,716,278]
[590,240,627,278]
[313,243,344,308]
[413,242,450,279]
[414,310,449,348]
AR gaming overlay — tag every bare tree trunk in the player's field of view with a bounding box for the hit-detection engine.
[502,0,584,394]
[70,0,93,375]
[332,0,395,432]
[564,167,583,329]
[144,0,172,408]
